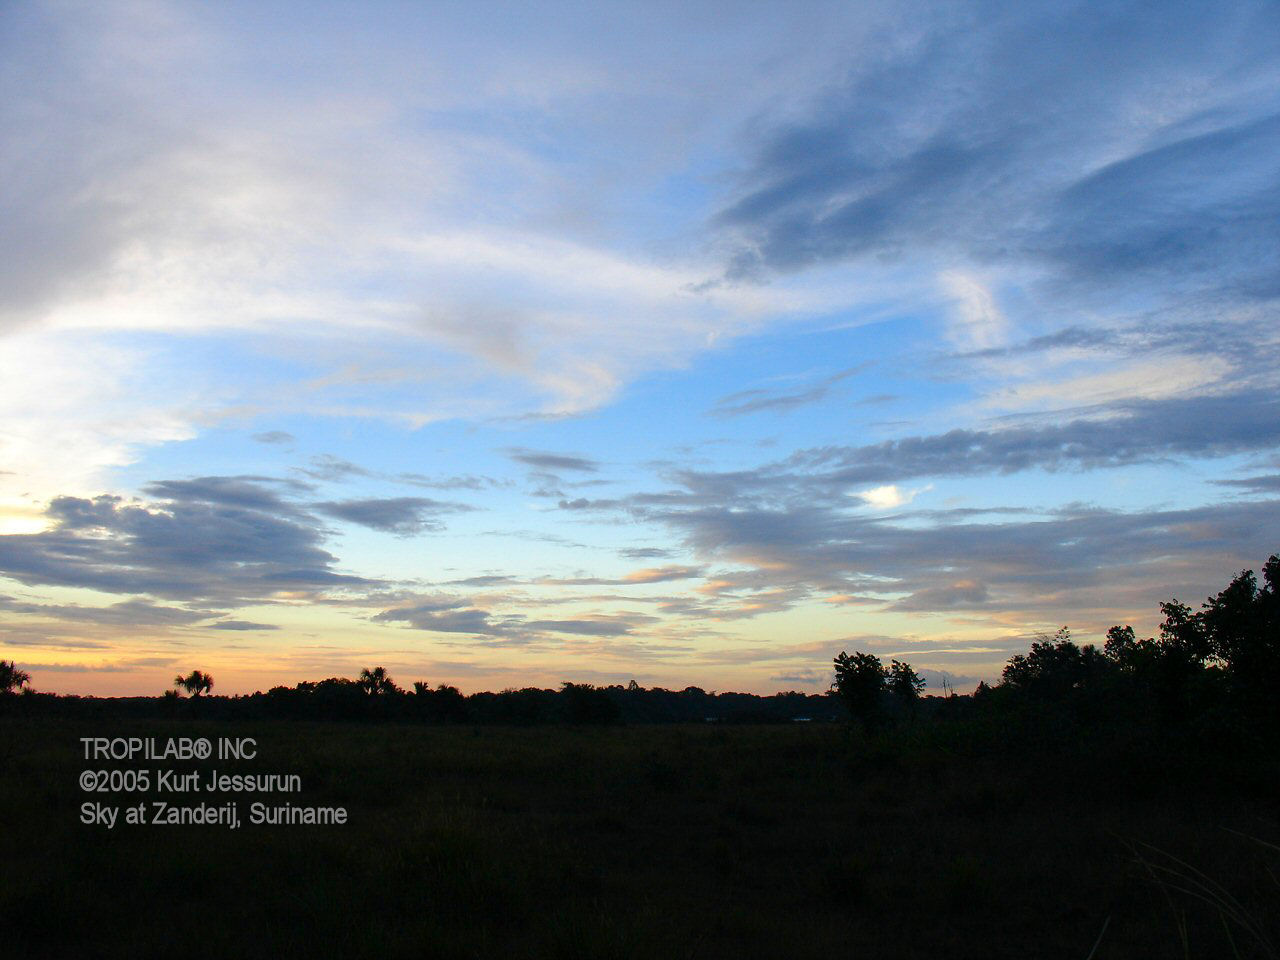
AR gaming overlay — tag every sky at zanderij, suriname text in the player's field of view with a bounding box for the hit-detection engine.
[2,1,1279,696]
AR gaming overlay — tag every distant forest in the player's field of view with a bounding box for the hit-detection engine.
[3,552,1276,734]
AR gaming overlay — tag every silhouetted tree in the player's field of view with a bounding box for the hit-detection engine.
[311,677,366,718]
[999,627,1111,701]
[1157,600,1213,664]
[560,682,620,725]
[887,660,925,700]
[1196,556,1280,718]
[433,684,467,722]
[173,670,213,697]
[1100,622,1187,714]
[1104,625,1143,668]
[359,666,397,696]
[1,660,31,694]
[1092,555,1278,723]
[832,651,887,728]
[1123,598,1220,720]
[1200,563,1278,669]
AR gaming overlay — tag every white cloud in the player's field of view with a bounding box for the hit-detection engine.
[854,484,931,510]
[981,355,1233,415]
[939,270,1009,352]
[2,1,898,449]
[0,330,202,529]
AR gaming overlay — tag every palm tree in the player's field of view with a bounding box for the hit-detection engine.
[0,660,31,694]
[359,666,395,695]
[173,670,214,697]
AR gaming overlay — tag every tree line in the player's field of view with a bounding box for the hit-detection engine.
[831,551,1279,735]
[1,665,843,724]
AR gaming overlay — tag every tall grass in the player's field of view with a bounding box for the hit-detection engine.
[1128,831,1280,959]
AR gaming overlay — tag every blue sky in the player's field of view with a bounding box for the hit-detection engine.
[2,0,1279,695]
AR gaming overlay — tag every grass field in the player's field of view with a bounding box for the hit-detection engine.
[3,717,1278,959]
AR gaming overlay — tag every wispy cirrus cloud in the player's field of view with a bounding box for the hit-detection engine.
[717,2,1280,302]
[710,366,866,418]
[712,0,1280,453]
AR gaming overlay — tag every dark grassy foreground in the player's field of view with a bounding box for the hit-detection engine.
[3,718,1278,959]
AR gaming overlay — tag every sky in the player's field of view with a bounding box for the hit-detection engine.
[2,0,1279,697]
